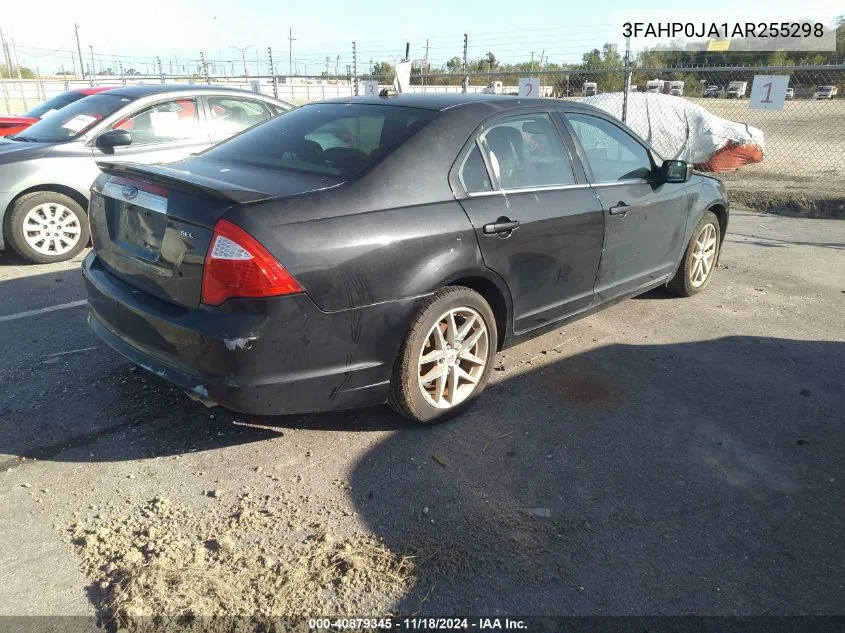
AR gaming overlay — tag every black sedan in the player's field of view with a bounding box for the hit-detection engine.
[83,94,728,423]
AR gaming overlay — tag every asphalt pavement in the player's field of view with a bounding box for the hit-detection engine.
[0,210,843,619]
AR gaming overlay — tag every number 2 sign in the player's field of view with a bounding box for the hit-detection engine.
[519,77,540,98]
[750,75,790,110]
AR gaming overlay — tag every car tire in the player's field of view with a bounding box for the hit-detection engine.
[5,191,90,264]
[389,286,498,424]
[666,210,721,297]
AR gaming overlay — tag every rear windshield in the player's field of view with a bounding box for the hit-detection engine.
[15,94,132,143]
[23,91,86,119]
[203,103,437,178]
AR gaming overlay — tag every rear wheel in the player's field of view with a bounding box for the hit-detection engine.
[667,211,720,297]
[5,191,89,264]
[389,286,497,424]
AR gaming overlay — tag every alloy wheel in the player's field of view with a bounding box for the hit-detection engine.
[690,222,718,288]
[417,307,489,409]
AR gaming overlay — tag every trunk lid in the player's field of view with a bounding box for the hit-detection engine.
[90,160,340,309]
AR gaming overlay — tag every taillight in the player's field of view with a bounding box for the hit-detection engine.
[201,219,302,306]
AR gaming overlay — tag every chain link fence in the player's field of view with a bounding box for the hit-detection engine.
[2,62,844,217]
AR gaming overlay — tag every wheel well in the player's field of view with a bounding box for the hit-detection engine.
[448,276,508,350]
[5,185,89,221]
[709,204,727,242]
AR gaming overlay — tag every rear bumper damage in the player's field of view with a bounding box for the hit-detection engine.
[83,253,417,416]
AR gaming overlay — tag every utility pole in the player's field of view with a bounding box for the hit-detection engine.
[335,55,340,77]
[0,27,12,78]
[157,56,164,83]
[287,28,295,76]
[530,51,535,72]
[174,56,178,77]
[74,23,85,80]
[325,56,330,75]
[462,33,468,93]
[89,44,95,83]
[11,38,23,79]
[119,60,125,85]
[256,49,260,76]
[352,41,357,95]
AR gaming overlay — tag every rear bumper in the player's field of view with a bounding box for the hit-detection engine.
[83,252,419,415]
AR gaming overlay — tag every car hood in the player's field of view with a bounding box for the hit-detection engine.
[0,138,55,163]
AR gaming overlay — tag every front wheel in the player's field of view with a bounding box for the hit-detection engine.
[667,211,721,297]
[5,191,90,264]
[389,286,498,424]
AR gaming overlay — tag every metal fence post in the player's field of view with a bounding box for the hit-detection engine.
[268,47,278,99]
[622,35,630,124]
[352,41,358,96]
[462,33,468,93]
[1,81,10,115]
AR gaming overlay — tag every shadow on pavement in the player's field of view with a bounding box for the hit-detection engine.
[347,336,845,615]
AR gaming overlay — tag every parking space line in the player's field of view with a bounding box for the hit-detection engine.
[0,300,87,324]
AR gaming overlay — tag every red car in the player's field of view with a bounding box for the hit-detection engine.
[0,86,114,137]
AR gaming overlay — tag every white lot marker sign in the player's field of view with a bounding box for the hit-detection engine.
[519,77,541,97]
[749,75,790,110]
[362,80,379,96]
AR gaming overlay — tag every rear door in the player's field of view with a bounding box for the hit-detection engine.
[562,112,691,303]
[92,97,212,165]
[203,95,275,143]
[452,110,605,334]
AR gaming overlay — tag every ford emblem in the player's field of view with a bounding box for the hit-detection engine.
[122,184,139,200]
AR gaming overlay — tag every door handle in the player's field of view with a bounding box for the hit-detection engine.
[483,219,520,235]
[609,204,631,217]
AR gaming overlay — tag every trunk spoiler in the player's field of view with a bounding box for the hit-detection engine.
[96,161,276,205]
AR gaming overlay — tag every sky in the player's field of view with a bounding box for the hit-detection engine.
[2,0,841,75]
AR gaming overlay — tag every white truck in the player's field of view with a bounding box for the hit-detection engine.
[645,79,665,93]
[815,85,838,99]
[726,81,748,99]
[481,81,504,95]
[668,81,684,96]
[582,82,597,97]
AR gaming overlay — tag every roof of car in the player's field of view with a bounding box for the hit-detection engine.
[317,93,571,111]
[95,83,276,99]
[314,92,610,113]
[75,86,116,95]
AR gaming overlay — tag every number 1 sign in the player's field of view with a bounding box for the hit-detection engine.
[518,78,541,98]
[750,75,790,110]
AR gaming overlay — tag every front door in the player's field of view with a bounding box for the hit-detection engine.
[563,112,691,302]
[92,97,212,165]
[454,111,605,334]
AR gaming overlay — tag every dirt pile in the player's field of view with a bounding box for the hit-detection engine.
[67,494,415,632]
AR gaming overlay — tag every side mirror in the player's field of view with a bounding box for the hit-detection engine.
[661,159,692,183]
[96,129,132,149]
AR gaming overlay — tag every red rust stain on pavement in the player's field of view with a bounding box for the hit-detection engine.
[544,371,625,409]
